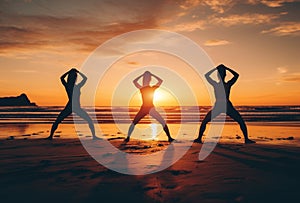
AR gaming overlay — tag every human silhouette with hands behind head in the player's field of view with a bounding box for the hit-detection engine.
[194,64,255,144]
[125,71,174,142]
[46,68,100,140]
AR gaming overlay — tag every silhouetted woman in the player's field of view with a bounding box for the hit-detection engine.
[125,71,174,142]
[46,68,98,140]
[194,64,255,144]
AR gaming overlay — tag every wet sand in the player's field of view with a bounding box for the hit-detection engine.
[1,138,300,203]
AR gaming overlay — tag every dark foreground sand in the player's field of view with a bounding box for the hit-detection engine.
[0,138,299,203]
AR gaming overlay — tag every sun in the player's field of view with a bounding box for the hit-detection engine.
[153,89,178,106]
[129,88,179,107]
[153,90,166,103]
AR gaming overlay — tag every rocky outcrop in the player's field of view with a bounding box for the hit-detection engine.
[0,93,36,106]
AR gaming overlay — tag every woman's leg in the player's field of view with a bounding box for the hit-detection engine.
[195,109,221,143]
[74,108,98,139]
[149,108,174,142]
[47,106,72,139]
[125,108,148,142]
[227,107,255,143]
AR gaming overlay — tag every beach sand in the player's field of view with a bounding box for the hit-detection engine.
[1,137,300,203]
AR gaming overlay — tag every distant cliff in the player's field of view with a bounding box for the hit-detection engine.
[0,93,36,106]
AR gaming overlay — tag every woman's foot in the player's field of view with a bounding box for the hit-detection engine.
[44,136,53,140]
[124,137,130,142]
[245,139,256,144]
[194,138,202,143]
[168,137,175,142]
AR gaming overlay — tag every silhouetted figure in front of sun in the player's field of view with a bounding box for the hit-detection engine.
[125,71,174,142]
[194,64,255,144]
[46,68,99,140]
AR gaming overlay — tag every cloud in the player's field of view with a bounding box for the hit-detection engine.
[170,20,206,32]
[0,0,170,57]
[211,13,281,26]
[127,61,139,66]
[204,39,230,46]
[177,12,187,17]
[277,66,288,73]
[163,10,284,33]
[179,0,235,13]
[282,73,300,82]
[247,0,295,7]
[262,22,300,36]
[0,25,50,56]
[12,69,37,73]
[1,0,298,57]
[202,0,235,13]
[0,14,158,56]
[179,0,201,10]
[162,1,292,35]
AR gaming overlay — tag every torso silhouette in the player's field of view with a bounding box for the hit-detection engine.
[140,85,158,108]
[64,84,81,107]
[213,81,233,106]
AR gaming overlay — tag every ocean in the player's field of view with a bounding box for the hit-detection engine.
[0,106,299,144]
[0,106,299,124]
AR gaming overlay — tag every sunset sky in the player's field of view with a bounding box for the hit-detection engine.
[0,0,299,106]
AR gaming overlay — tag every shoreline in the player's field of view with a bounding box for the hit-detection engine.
[1,122,299,148]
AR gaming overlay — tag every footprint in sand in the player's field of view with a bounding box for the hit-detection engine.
[108,137,124,141]
[236,135,241,139]
[277,136,294,140]
[167,170,192,176]
[143,186,158,191]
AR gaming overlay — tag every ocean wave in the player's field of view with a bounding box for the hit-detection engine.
[0,106,299,124]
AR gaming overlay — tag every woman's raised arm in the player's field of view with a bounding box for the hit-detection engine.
[150,72,163,87]
[225,66,239,86]
[76,70,87,87]
[60,70,71,86]
[133,73,144,89]
[205,68,217,85]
